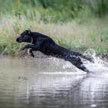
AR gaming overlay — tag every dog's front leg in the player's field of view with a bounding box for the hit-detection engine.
[28,48,35,57]
[20,44,35,51]
[20,44,40,57]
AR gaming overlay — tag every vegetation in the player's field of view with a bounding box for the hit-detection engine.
[0,0,108,55]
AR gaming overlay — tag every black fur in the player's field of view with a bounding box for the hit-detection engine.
[16,30,92,72]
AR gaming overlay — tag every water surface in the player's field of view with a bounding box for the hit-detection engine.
[0,56,108,108]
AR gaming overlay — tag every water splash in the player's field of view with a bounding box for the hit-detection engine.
[48,49,108,74]
[83,49,108,73]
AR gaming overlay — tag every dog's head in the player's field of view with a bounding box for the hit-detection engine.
[16,30,32,43]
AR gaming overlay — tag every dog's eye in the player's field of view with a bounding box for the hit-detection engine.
[22,35,25,39]
[23,35,27,38]
[23,35,29,39]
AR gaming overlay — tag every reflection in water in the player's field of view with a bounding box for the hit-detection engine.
[0,56,108,108]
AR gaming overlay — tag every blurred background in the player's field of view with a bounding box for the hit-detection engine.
[0,0,108,55]
[0,0,108,22]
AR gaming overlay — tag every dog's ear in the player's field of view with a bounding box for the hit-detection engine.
[27,29,31,35]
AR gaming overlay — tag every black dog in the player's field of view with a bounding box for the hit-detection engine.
[16,30,92,72]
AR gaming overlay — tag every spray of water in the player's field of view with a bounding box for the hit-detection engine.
[83,49,108,73]
[41,49,108,75]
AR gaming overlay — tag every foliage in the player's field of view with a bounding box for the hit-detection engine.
[0,0,108,23]
[0,0,108,55]
[0,15,108,55]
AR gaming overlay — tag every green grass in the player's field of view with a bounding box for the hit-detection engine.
[0,14,108,56]
[0,0,108,56]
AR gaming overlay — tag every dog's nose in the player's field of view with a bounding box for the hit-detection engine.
[16,38,19,42]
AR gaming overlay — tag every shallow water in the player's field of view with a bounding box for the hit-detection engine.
[0,56,108,108]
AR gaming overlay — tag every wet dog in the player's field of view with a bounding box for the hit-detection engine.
[16,30,92,72]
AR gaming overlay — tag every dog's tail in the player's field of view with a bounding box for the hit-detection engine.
[80,54,93,62]
[70,51,93,62]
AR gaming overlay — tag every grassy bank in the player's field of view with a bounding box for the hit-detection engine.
[0,0,108,56]
[0,15,108,56]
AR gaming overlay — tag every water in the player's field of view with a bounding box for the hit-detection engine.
[0,55,108,108]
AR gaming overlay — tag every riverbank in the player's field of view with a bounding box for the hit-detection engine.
[0,15,108,56]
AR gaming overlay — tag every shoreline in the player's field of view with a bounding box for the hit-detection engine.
[1,51,108,61]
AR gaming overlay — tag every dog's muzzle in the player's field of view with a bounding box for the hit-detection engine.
[16,37,22,43]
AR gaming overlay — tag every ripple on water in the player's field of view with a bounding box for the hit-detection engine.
[0,55,108,108]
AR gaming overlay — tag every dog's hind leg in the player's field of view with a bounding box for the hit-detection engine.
[66,56,90,72]
[74,58,90,72]
[77,64,90,73]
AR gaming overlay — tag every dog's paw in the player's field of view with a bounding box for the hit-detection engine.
[20,47,24,51]
[27,49,35,57]
[27,48,31,54]
[31,54,35,58]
